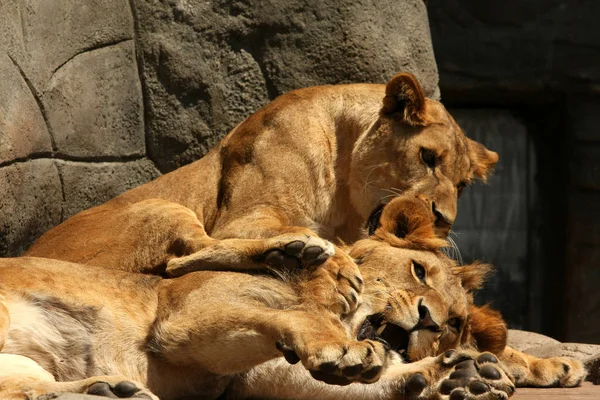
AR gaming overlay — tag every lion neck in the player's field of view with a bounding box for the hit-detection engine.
[320,85,384,242]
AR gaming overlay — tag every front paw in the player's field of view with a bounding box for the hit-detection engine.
[278,338,388,385]
[263,234,335,269]
[301,251,364,315]
[405,351,515,400]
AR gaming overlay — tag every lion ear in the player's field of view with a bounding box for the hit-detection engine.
[452,261,493,292]
[466,305,507,354]
[372,197,447,250]
[382,72,427,126]
[467,138,499,182]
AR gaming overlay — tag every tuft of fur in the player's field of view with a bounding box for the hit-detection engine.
[466,304,508,355]
[373,197,448,251]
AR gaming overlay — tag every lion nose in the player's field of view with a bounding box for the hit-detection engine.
[414,300,440,332]
[432,202,453,232]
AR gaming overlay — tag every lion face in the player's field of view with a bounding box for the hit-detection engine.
[349,73,498,237]
[347,196,503,362]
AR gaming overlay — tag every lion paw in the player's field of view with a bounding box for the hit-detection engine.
[86,380,158,399]
[438,351,515,399]
[404,351,515,400]
[301,251,364,315]
[278,338,388,385]
[525,356,586,388]
[263,234,335,269]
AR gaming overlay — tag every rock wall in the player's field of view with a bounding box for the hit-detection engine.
[0,0,439,256]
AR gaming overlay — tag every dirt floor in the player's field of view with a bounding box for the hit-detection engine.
[513,382,599,399]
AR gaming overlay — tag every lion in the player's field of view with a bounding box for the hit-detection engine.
[1,197,584,400]
[25,72,498,315]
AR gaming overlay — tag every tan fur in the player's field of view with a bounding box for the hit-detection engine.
[2,197,584,399]
[25,74,498,308]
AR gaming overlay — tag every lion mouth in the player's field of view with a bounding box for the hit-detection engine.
[357,314,410,361]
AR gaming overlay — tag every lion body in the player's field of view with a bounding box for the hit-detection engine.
[1,198,586,399]
[25,76,497,278]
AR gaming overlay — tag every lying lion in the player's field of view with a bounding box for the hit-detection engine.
[25,72,498,315]
[1,198,584,399]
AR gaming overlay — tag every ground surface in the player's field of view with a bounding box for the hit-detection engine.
[513,382,599,399]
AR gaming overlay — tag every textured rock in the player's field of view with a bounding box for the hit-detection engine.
[429,0,600,98]
[0,53,52,164]
[1,0,134,92]
[508,329,561,352]
[0,0,440,258]
[523,343,600,362]
[45,41,145,157]
[0,160,63,256]
[134,0,439,171]
[57,159,160,220]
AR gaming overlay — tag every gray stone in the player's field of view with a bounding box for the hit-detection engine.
[508,329,561,352]
[45,41,145,158]
[3,0,134,92]
[134,0,439,171]
[0,160,62,256]
[57,159,160,220]
[0,52,52,164]
[523,343,600,362]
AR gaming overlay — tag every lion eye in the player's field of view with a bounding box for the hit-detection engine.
[421,148,436,169]
[412,261,426,282]
[448,317,461,331]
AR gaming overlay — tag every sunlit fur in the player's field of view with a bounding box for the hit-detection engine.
[26,73,498,276]
[0,197,585,399]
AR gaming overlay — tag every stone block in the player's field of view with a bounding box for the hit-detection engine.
[9,0,134,92]
[508,329,560,352]
[133,0,439,171]
[0,52,52,164]
[57,159,160,220]
[0,160,62,256]
[44,41,144,158]
[523,343,600,362]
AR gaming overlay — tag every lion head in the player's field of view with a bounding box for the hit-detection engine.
[349,73,499,237]
[348,196,507,362]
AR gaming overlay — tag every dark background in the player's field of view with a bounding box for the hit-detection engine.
[428,0,600,343]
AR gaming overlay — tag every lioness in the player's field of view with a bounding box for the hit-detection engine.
[25,72,498,314]
[2,198,584,400]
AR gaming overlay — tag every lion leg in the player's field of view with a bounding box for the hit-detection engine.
[165,232,335,276]
[153,302,388,386]
[0,297,8,350]
[498,346,586,387]
[200,212,364,315]
[0,375,158,399]
[230,350,515,400]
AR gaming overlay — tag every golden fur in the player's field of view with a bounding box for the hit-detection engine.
[25,73,498,315]
[1,197,585,399]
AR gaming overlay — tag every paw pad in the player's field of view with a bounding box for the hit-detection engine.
[406,373,427,394]
[88,381,143,398]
